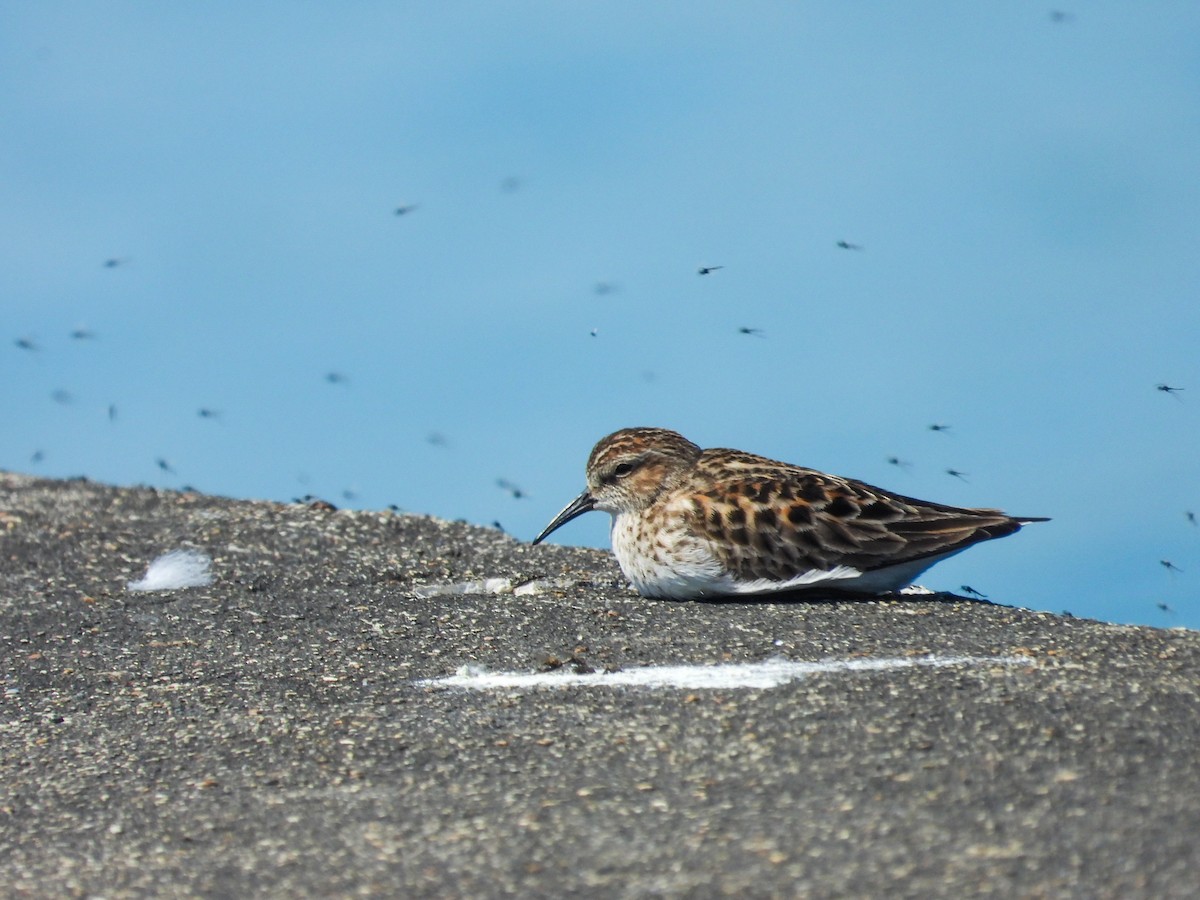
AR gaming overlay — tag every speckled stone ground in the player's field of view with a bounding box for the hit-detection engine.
[2,472,1199,898]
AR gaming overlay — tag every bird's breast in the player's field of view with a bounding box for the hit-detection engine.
[609,510,726,599]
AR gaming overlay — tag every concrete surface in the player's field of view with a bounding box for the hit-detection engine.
[2,472,1198,898]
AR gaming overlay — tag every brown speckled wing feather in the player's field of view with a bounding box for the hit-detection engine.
[682,449,1022,582]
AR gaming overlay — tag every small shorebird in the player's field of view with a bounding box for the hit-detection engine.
[533,427,1047,599]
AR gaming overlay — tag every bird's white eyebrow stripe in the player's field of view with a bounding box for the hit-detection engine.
[417,655,1028,691]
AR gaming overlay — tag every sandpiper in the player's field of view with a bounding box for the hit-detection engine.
[533,427,1047,600]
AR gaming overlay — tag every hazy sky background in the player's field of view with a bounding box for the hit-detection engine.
[4,3,1198,628]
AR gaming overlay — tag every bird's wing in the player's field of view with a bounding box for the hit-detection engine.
[678,450,1026,583]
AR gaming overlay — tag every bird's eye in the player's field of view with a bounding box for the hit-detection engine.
[613,462,635,478]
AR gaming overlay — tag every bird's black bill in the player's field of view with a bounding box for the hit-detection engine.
[531,490,596,544]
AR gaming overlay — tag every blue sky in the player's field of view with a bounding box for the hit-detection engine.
[4,3,1198,627]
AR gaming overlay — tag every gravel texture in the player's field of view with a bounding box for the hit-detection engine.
[2,472,1198,898]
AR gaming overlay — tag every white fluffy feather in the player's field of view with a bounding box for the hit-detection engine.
[127,549,213,592]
